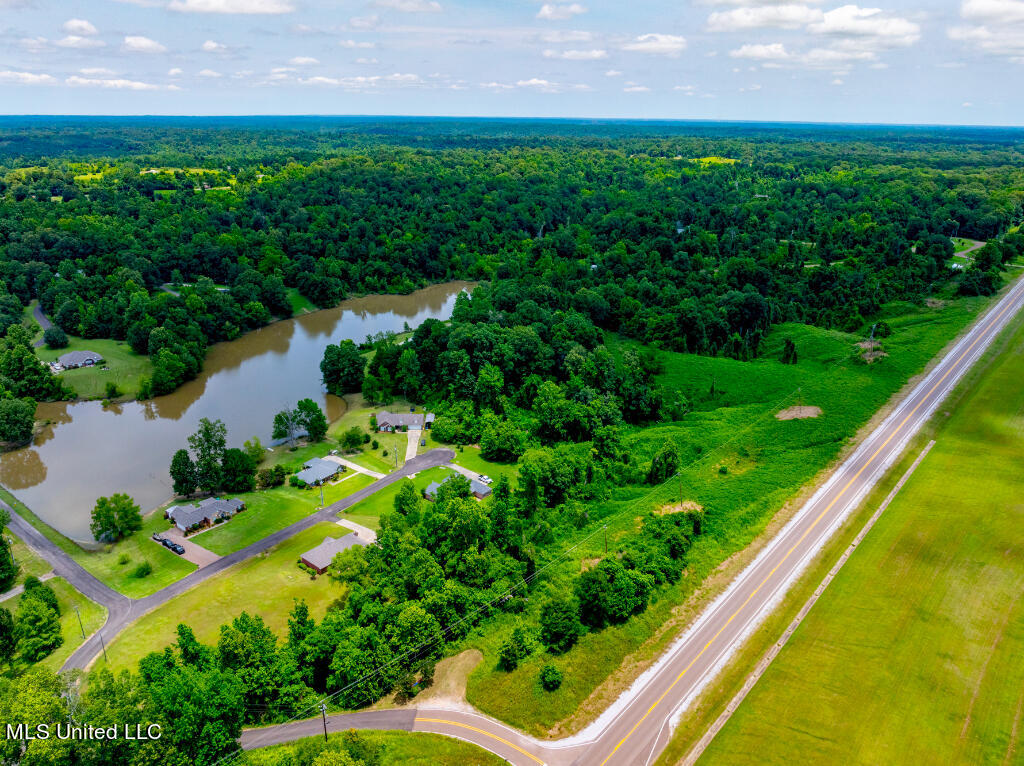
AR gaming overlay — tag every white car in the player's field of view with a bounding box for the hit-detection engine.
[479,474,492,484]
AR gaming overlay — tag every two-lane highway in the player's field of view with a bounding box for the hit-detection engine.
[240,273,1024,766]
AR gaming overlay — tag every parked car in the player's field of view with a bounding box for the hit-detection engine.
[170,543,186,555]
[161,538,175,549]
[479,475,492,484]
[152,532,164,542]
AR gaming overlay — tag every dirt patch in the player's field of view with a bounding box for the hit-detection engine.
[857,339,881,350]
[581,557,600,572]
[857,339,889,364]
[656,501,704,515]
[371,649,482,711]
[775,405,823,421]
[926,298,946,309]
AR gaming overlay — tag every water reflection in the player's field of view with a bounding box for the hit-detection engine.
[0,282,470,541]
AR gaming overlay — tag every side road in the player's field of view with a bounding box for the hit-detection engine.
[0,448,454,673]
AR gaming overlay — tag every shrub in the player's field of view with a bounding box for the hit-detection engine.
[289,475,307,488]
[371,439,379,450]
[117,553,130,565]
[540,663,563,691]
[498,625,532,671]
[133,561,152,578]
[718,465,729,475]
[382,449,389,458]
[104,381,121,400]
[43,327,68,349]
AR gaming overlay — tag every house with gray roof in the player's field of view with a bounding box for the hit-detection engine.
[57,350,104,369]
[423,474,492,502]
[167,497,245,533]
[300,533,365,574]
[376,410,435,431]
[295,457,343,486]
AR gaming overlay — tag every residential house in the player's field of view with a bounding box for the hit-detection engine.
[295,457,343,486]
[300,533,365,574]
[167,497,244,534]
[376,410,435,432]
[423,474,492,502]
[57,350,104,369]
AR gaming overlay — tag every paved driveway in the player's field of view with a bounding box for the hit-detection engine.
[159,527,221,568]
[323,454,386,479]
[405,430,420,462]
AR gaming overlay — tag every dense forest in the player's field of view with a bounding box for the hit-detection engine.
[2,120,1024,766]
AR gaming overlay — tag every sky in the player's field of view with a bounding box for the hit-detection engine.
[0,0,1019,125]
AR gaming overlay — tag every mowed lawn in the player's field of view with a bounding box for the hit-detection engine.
[197,472,376,555]
[697,316,1024,766]
[242,731,504,766]
[340,466,452,531]
[103,522,349,672]
[36,336,153,400]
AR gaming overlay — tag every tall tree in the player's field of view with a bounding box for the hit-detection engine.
[0,508,17,592]
[221,448,256,493]
[170,448,198,497]
[188,417,227,493]
[15,596,63,662]
[321,339,366,395]
[0,398,35,444]
[296,398,328,442]
[90,493,143,543]
[0,607,16,667]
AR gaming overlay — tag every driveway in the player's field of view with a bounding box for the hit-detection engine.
[336,518,377,543]
[405,430,420,463]
[156,527,221,568]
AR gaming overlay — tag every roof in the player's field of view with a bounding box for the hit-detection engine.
[296,457,341,484]
[301,534,363,571]
[377,410,425,428]
[168,497,243,529]
[424,474,492,499]
[58,350,103,366]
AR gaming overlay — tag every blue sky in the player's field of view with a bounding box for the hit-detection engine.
[0,0,1018,124]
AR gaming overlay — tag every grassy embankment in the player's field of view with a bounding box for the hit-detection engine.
[461,294,997,736]
[103,522,348,672]
[36,336,153,401]
[680,304,1024,766]
[242,731,504,766]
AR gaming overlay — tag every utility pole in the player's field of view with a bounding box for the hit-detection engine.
[99,632,108,663]
[74,605,85,639]
[319,483,324,509]
[319,702,329,743]
[603,525,608,555]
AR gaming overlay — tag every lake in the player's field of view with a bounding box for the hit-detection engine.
[0,282,471,541]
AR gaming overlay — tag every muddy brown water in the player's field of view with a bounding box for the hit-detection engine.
[0,282,471,541]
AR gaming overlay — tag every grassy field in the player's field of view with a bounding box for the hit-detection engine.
[103,522,347,672]
[285,287,317,316]
[5,530,52,581]
[462,293,1002,734]
[197,473,376,555]
[692,311,1024,766]
[242,731,504,766]
[1,576,106,678]
[953,236,984,253]
[36,336,153,400]
[341,465,451,530]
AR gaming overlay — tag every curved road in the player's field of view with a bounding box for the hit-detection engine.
[241,274,1024,766]
[1,448,454,672]
[31,303,54,348]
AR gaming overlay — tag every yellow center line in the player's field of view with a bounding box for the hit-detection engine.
[415,717,546,765]
[596,284,1023,766]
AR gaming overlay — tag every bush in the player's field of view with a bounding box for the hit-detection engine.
[43,327,68,349]
[23,576,60,616]
[133,561,153,579]
[289,475,307,489]
[539,663,563,691]
[382,449,388,458]
[104,381,121,400]
[498,625,532,671]
[371,439,379,450]
[117,553,130,565]
[718,464,729,475]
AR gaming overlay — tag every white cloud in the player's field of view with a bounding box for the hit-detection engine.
[350,14,380,28]
[963,101,973,106]
[516,77,562,91]
[355,57,379,64]
[294,72,422,89]
[543,48,607,60]
[199,68,223,77]
[0,70,55,85]
[623,84,651,92]
[80,67,116,76]
[604,69,623,76]
[800,45,874,66]
[168,67,184,76]
[63,19,99,36]
[57,35,106,49]
[621,33,686,56]
[20,37,51,53]
[674,84,697,94]
[831,77,844,84]
[729,42,790,60]
[66,75,161,90]
[808,5,920,48]
[124,35,167,53]
[202,39,228,52]
[541,30,592,43]
[169,0,294,12]
[339,39,376,48]
[708,4,822,31]
[372,0,441,11]
[961,0,1024,23]
[537,3,587,20]
[481,81,515,89]
[289,56,319,65]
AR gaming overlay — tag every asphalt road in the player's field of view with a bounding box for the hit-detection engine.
[31,303,53,347]
[2,448,454,673]
[239,275,1024,766]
